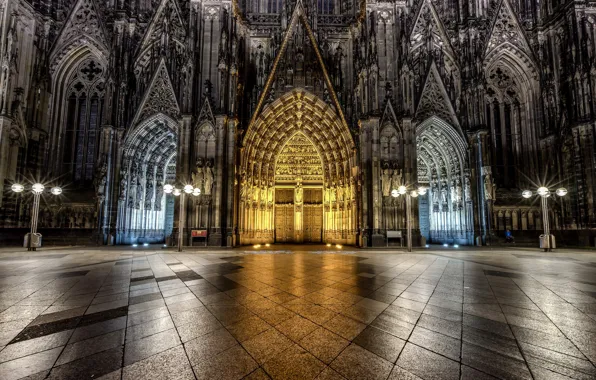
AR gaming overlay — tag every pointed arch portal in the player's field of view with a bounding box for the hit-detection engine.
[415,117,473,244]
[240,89,357,245]
[117,114,179,244]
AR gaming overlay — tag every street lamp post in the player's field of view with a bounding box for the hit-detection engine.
[11,183,63,251]
[164,184,201,252]
[391,185,424,252]
[522,186,567,252]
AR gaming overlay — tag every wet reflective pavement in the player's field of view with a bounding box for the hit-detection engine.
[0,245,595,379]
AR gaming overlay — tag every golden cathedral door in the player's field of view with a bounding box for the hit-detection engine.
[275,189,295,243]
[303,188,323,243]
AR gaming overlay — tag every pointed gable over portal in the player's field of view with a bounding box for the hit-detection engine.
[249,0,349,131]
[484,0,533,60]
[136,0,187,68]
[50,0,109,67]
[131,59,180,127]
[415,62,459,127]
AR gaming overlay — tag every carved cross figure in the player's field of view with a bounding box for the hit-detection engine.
[81,61,102,81]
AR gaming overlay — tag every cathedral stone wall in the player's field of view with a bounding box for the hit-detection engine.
[0,0,594,247]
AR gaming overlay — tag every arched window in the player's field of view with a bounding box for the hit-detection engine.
[62,58,105,185]
[317,0,335,15]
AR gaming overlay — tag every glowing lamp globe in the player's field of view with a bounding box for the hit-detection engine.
[192,188,201,197]
[555,188,568,197]
[398,185,407,195]
[50,187,63,195]
[11,183,24,193]
[184,185,194,194]
[172,188,182,196]
[163,184,174,194]
[521,190,532,199]
[537,187,549,197]
[32,183,45,194]
[391,189,399,198]
[410,190,418,198]
[417,187,427,196]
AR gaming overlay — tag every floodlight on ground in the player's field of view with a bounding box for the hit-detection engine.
[11,183,24,193]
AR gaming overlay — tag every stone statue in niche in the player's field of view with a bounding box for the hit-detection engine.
[391,167,402,192]
[455,178,463,204]
[295,184,303,204]
[267,181,274,206]
[484,174,495,201]
[431,178,439,204]
[94,160,108,197]
[464,176,471,201]
[193,158,205,191]
[155,182,163,211]
[204,160,214,195]
[440,180,448,204]
[381,163,392,197]
[450,180,457,205]
[119,174,128,201]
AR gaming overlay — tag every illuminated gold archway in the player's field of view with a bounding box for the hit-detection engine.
[239,89,357,245]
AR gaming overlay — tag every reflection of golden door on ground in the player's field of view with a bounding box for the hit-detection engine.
[275,187,322,243]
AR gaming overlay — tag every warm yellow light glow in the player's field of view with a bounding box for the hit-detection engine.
[253,244,261,248]
[398,185,407,195]
[336,244,342,249]
[265,243,270,247]
[326,243,332,247]
[410,190,418,198]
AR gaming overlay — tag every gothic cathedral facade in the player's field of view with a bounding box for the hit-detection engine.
[0,0,595,247]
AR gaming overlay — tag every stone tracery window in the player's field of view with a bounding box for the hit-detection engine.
[62,58,105,184]
[485,64,523,188]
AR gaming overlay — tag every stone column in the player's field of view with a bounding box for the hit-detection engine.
[209,115,227,246]
[0,116,12,208]
[225,118,237,247]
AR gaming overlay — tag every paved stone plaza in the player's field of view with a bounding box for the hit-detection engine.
[0,246,595,380]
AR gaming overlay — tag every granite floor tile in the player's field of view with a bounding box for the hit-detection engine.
[125,315,174,342]
[242,328,294,365]
[330,344,393,380]
[46,346,123,380]
[192,344,258,380]
[0,329,72,363]
[299,327,350,364]
[184,327,237,365]
[262,344,326,379]
[352,326,406,363]
[326,314,367,340]
[276,315,319,342]
[0,347,60,380]
[122,345,195,380]
[123,328,181,366]
[56,329,125,365]
[396,343,459,380]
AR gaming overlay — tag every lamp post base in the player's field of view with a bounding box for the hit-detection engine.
[539,234,556,252]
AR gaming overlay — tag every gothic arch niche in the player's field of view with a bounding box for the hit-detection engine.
[240,89,356,245]
[416,117,473,244]
[117,114,179,244]
[190,122,217,230]
[484,47,539,189]
[49,49,107,186]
